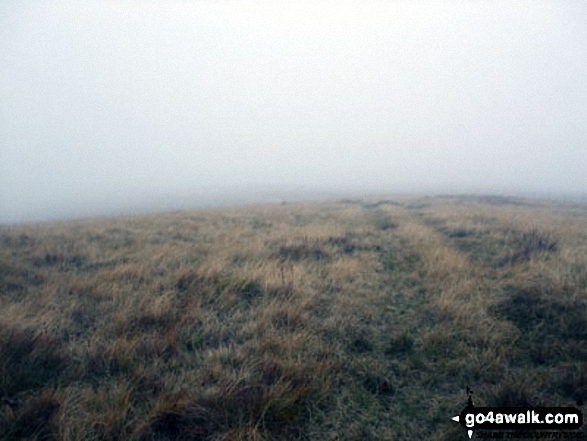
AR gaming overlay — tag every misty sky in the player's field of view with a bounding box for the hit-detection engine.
[1,1,586,223]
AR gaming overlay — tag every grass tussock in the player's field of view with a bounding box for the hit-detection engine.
[0,196,586,439]
[0,325,66,399]
[498,228,558,265]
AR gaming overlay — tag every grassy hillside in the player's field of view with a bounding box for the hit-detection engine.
[1,196,586,440]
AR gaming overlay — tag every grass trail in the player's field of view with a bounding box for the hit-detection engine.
[1,197,586,440]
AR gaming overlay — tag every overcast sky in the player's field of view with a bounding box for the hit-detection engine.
[1,1,586,223]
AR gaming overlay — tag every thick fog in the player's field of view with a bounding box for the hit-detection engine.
[1,1,586,223]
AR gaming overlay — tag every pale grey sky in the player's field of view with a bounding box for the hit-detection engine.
[1,1,586,222]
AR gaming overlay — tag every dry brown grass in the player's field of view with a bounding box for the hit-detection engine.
[1,196,586,439]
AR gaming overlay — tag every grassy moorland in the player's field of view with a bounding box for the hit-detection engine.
[1,195,586,440]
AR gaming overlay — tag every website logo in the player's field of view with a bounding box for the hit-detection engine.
[451,387,583,439]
